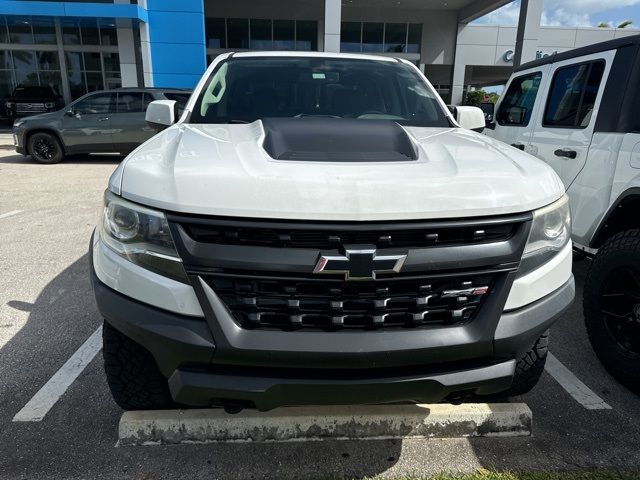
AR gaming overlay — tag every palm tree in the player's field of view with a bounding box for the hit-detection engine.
[617,20,633,28]
[598,21,611,28]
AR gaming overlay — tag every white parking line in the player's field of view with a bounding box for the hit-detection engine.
[13,326,103,422]
[0,210,22,219]
[545,353,612,410]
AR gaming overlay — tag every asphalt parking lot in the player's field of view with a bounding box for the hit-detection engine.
[1,147,640,480]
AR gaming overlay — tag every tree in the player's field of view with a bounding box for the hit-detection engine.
[618,20,633,28]
[464,89,500,107]
[598,21,612,28]
[464,90,485,107]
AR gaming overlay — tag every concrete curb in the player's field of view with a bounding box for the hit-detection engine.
[118,403,532,445]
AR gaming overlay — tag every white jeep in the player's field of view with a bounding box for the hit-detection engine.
[485,34,640,388]
[92,52,573,411]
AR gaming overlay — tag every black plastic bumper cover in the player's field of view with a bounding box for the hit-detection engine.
[93,262,574,409]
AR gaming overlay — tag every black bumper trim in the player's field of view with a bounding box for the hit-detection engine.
[168,359,517,411]
[494,275,575,358]
[91,269,216,377]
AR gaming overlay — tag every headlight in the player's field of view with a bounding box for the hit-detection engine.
[518,194,571,277]
[99,190,189,283]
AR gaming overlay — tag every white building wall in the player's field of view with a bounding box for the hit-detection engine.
[452,24,639,104]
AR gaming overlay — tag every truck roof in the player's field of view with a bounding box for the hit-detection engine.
[515,33,640,72]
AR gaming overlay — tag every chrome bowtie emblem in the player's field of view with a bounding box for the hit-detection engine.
[313,247,407,281]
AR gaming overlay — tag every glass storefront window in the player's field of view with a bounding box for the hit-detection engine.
[384,23,406,53]
[340,22,361,52]
[62,21,81,45]
[0,17,8,43]
[81,21,100,45]
[295,20,317,51]
[8,17,34,44]
[362,22,383,52]
[37,51,59,71]
[273,20,294,50]
[102,52,119,72]
[85,71,104,93]
[227,18,249,49]
[0,50,12,70]
[32,18,56,44]
[0,70,13,100]
[12,50,37,85]
[407,23,422,53]
[83,52,102,71]
[206,18,226,49]
[99,20,118,46]
[250,19,272,50]
[39,70,62,96]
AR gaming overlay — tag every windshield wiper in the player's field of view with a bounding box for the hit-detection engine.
[293,113,342,119]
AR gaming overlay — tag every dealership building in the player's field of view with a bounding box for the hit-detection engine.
[0,0,638,105]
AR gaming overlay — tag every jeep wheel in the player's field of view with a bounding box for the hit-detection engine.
[505,331,549,396]
[102,320,175,410]
[584,230,640,389]
[27,132,64,164]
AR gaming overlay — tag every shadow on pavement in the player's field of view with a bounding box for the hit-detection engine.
[0,152,123,165]
[0,255,405,479]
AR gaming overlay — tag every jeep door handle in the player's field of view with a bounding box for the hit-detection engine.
[554,148,577,159]
[97,117,110,122]
[511,143,525,150]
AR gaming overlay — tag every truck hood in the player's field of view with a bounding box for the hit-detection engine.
[111,121,565,221]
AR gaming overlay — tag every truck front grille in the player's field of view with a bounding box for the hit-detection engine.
[15,103,46,113]
[203,272,497,331]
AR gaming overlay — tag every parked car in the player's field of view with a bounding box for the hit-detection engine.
[91,52,574,412]
[5,85,64,126]
[13,87,191,164]
[483,34,640,389]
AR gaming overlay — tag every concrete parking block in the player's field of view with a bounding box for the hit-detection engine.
[118,403,532,445]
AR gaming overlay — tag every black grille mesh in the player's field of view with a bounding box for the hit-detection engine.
[205,273,496,331]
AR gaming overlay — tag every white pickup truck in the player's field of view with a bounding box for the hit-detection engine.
[91,52,573,411]
[484,34,640,389]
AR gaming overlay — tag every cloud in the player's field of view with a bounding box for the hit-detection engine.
[472,0,640,27]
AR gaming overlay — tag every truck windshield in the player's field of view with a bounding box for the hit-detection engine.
[189,57,449,127]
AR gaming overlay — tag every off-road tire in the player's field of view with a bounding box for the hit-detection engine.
[27,131,64,164]
[583,230,640,389]
[102,320,175,410]
[505,331,549,396]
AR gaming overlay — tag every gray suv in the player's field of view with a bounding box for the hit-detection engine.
[13,88,190,164]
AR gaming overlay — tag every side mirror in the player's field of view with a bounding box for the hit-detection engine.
[146,100,177,130]
[455,106,486,132]
[64,108,75,117]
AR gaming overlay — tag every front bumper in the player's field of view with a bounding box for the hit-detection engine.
[92,247,574,409]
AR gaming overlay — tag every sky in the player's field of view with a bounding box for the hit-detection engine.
[473,0,640,28]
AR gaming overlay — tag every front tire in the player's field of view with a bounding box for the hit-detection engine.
[584,230,640,389]
[504,331,549,396]
[102,321,175,410]
[27,132,64,164]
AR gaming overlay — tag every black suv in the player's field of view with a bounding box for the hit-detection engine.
[5,85,64,126]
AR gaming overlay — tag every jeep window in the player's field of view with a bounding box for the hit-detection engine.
[543,61,605,129]
[189,57,449,127]
[73,92,115,115]
[496,72,541,126]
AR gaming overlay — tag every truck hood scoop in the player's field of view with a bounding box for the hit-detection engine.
[262,117,418,162]
[115,121,565,221]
